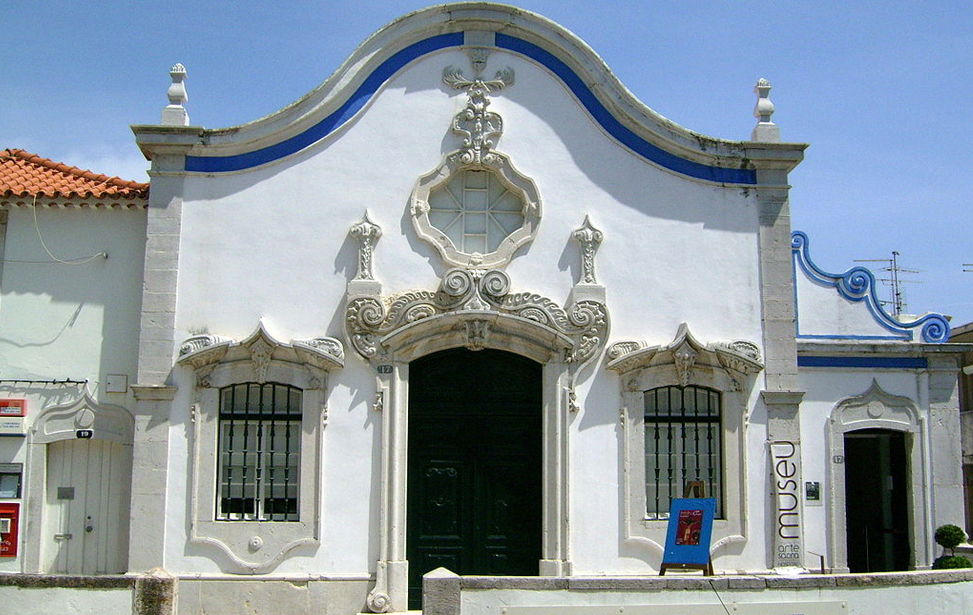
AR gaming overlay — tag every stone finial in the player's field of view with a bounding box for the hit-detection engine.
[350,211,382,281]
[751,78,780,143]
[162,63,190,126]
[572,215,604,284]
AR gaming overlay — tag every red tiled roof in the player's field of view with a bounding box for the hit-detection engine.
[0,148,149,201]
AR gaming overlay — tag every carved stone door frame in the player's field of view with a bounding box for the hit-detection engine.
[361,311,579,612]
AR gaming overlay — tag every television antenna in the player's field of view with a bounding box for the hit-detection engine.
[854,251,920,318]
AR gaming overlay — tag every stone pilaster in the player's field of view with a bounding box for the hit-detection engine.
[129,385,177,572]
[749,143,807,569]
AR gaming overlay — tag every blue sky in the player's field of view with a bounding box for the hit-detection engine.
[4,1,972,325]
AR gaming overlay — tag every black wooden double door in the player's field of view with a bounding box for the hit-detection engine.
[407,348,542,608]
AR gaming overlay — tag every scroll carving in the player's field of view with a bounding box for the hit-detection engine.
[345,268,608,365]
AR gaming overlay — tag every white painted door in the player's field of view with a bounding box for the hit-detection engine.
[46,439,131,574]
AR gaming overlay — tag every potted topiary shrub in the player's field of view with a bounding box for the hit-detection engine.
[932,524,972,569]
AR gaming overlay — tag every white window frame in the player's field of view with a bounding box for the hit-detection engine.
[410,154,540,269]
[642,385,723,519]
[216,382,303,522]
[608,324,762,564]
[178,323,342,573]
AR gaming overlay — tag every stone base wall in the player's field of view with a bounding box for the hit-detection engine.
[0,572,174,615]
[425,570,973,615]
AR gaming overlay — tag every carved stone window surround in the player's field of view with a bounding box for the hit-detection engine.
[410,61,540,270]
[176,322,343,574]
[607,324,763,567]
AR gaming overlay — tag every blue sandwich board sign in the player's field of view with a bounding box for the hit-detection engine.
[660,497,717,575]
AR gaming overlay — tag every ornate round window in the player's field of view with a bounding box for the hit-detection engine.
[411,156,540,269]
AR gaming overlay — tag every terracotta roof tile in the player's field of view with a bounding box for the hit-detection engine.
[0,148,149,201]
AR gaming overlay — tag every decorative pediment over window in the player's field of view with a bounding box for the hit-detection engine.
[177,320,344,387]
[607,323,763,390]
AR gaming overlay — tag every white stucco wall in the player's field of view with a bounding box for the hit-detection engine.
[162,46,765,577]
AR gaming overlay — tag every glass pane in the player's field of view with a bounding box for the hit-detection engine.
[465,170,488,189]
[465,212,487,234]
[464,189,488,211]
[491,212,522,235]
[464,234,487,253]
[491,191,521,212]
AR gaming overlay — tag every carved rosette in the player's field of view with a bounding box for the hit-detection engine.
[345,268,608,365]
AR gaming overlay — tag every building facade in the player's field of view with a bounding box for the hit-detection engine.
[0,4,968,615]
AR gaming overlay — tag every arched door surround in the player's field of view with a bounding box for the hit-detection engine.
[24,392,134,574]
[346,217,608,613]
[828,380,926,572]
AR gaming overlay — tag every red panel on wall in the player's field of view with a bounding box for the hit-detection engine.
[0,400,26,417]
[0,503,19,557]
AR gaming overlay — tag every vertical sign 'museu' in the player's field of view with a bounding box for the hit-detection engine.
[771,441,804,567]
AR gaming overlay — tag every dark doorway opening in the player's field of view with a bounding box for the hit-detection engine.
[844,429,910,572]
[407,348,542,609]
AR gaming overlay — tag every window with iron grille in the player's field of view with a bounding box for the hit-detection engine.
[644,385,722,519]
[218,382,302,521]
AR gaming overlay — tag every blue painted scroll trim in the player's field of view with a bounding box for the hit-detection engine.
[791,231,950,344]
[798,356,928,369]
[185,32,758,184]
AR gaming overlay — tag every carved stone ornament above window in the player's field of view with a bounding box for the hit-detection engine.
[607,323,763,392]
[410,59,540,269]
[178,321,344,388]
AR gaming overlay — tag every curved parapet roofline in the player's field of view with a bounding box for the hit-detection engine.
[791,231,950,343]
[155,3,805,182]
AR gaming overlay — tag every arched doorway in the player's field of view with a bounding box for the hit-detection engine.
[827,381,924,572]
[843,429,910,572]
[24,393,133,574]
[407,348,542,608]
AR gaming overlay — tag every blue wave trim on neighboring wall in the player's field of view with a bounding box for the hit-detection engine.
[494,34,757,185]
[185,33,464,173]
[184,32,758,183]
[791,231,950,343]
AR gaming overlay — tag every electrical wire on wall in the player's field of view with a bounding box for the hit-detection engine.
[22,193,108,264]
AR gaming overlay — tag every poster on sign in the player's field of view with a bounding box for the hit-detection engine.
[660,498,716,574]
